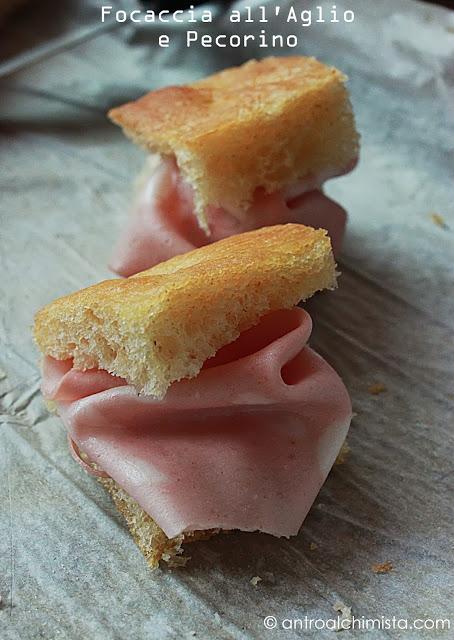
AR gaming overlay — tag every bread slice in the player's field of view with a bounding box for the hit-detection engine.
[34,224,336,399]
[99,477,220,569]
[108,56,359,231]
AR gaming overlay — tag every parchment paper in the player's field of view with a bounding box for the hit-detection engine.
[1,1,453,638]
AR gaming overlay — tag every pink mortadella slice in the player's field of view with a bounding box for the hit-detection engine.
[109,158,351,277]
[42,308,352,539]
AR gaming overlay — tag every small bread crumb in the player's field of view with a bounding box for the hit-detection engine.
[310,542,318,551]
[335,441,350,465]
[250,576,262,587]
[372,561,393,574]
[333,601,352,631]
[167,554,190,568]
[368,383,387,395]
[430,213,448,229]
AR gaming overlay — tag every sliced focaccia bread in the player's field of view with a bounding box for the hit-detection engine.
[34,224,336,399]
[107,56,359,275]
[34,224,351,568]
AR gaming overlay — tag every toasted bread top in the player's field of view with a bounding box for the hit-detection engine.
[109,56,359,231]
[34,225,337,398]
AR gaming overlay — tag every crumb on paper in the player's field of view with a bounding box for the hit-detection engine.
[335,441,350,465]
[429,213,448,229]
[250,576,262,587]
[166,554,190,568]
[333,601,352,631]
[45,398,58,413]
[310,542,318,551]
[372,561,393,574]
[368,383,387,395]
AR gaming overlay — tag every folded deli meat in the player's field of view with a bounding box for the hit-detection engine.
[34,224,351,566]
[109,56,359,276]
[42,308,351,539]
[110,157,353,277]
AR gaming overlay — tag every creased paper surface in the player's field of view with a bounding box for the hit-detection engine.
[1,1,453,638]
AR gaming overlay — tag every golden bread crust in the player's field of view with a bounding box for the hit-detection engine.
[99,477,219,569]
[34,224,336,398]
[108,56,359,230]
